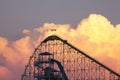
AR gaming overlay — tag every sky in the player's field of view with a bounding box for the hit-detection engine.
[0,0,120,80]
[0,0,120,40]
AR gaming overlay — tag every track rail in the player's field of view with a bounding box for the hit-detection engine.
[21,35,120,80]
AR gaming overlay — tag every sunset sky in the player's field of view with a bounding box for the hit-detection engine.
[0,0,120,80]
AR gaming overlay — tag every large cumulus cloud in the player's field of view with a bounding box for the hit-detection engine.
[0,14,120,80]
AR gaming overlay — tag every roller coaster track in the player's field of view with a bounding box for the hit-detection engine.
[21,35,120,80]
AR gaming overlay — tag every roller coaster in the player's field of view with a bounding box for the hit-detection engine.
[21,35,120,80]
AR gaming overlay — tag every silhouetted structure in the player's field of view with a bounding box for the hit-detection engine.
[21,35,120,80]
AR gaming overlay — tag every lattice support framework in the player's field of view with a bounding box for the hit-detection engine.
[21,35,120,80]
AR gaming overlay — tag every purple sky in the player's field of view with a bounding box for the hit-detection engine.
[0,0,120,40]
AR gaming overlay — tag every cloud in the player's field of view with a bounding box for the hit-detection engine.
[0,14,120,80]
[0,66,13,80]
[77,14,114,43]
[22,29,31,34]
[0,36,34,80]
[0,54,7,66]
[0,37,8,52]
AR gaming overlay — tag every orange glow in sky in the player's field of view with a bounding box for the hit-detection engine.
[0,14,120,80]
